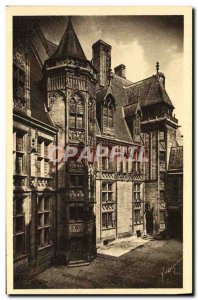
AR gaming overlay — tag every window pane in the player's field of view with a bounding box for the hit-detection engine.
[69,115,76,128]
[44,161,49,176]
[44,143,48,158]
[70,207,76,220]
[77,116,83,129]
[44,197,50,211]
[159,131,165,140]
[160,191,164,201]
[16,216,24,233]
[38,213,43,227]
[16,198,23,215]
[37,141,42,156]
[69,98,76,113]
[38,197,43,212]
[137,162,141,173]
[44,228,50,245]
[102,213,107,228]
[15,234,25,256]
[103,115,108,127]
[38,229,43,247]
[103,106,108,116]
[102,183,107,191]
[109,116,113,128]
[109,106,113,117]
[37,159,41,176]
[108,213,113,227]
[108,192,113,202]
[70,175,76,187]
[108,158,113,171]
[108,183,113,191]
[134,210,141,224]
[76,207,84,221]
[77,175,83,187]
[102,192,107,202]
[77,101,84,114]
[16,133,23,151]
[44,213,50,226]
[160,152,166,162]
[16,154,23,174]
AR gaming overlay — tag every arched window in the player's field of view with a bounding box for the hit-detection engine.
[69,94,84,129]
[103,95,115,130]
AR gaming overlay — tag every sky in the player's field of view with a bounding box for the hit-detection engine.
[38,15,184,131]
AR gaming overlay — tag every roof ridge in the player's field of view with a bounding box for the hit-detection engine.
[123,75,155,89]
[46,39,58,46]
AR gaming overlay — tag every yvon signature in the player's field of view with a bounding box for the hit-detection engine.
[161,258,183,283]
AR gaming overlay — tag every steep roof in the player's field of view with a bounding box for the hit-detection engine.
[123,101,142,118]
[29,46,54,127]
[168,146,183,171]
[46,39,58,56]
[124,75,174,108]
[50,17,87,61]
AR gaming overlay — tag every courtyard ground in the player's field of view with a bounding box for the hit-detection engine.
[17,238,183,289]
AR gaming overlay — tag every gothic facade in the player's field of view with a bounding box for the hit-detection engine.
[12,17,183,276]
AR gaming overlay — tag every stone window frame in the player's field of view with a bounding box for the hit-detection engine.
[37,194,52,249]
[101,181,116,230]
[13,130,26,176]
[102,95,115,131]
[37,138,51,177]
[13,195,26,259]
[69,93,85,130]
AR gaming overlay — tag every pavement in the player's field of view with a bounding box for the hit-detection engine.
[97,235,151,257]
[16,238,183,289]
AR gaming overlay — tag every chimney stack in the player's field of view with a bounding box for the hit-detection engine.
[92,40,111,86]
[114,64,126,79]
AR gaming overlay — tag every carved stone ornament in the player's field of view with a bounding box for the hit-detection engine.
[69,129,85,143]
[48,90,66,111]
[13,49,25,69]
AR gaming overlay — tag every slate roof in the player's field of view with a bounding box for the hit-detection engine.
[124,75,174,108]
[29,46,54,127]
[50,18,87,61]
[46,39,58,56]
[123,101,142,118]
[168,146,183,171]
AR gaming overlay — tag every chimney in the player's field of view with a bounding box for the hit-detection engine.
[114,64,126,79]
[155,61,165,87]
[158,72,165,88]
[92,40,111,86]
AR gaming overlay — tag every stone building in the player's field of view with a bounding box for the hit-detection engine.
[12,17,183,276]
[166,145,183,237]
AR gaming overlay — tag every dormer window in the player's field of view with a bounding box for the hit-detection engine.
[69,94,84,129]
[103,95,115,132]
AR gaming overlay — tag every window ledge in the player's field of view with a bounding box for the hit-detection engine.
[102,227,116,231]
[38,244,53,251]
[14,254,29,262]
[13,174,27,177]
